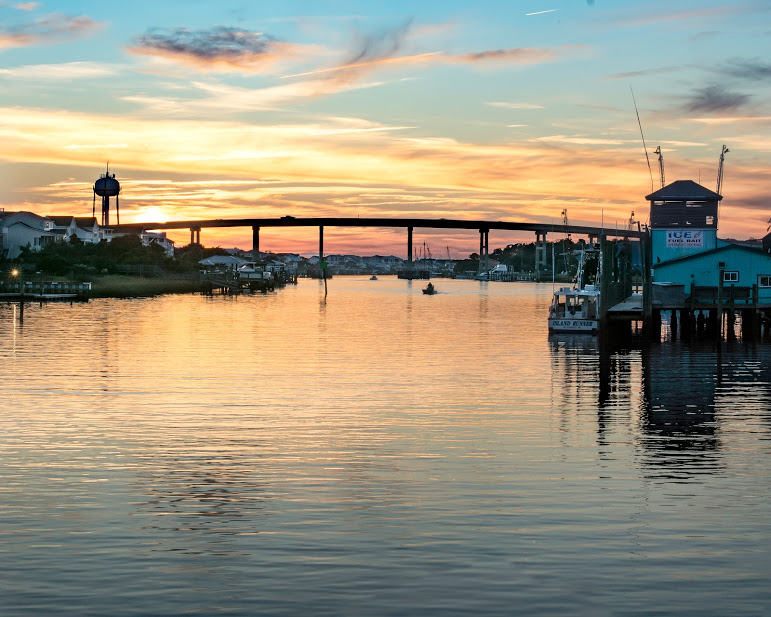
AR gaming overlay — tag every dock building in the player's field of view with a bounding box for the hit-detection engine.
[647,180,771,339]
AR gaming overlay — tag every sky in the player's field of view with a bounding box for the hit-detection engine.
[1,0,769,256]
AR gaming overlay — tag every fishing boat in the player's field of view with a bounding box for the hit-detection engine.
[548,247,601,335]
[422,282,437,295]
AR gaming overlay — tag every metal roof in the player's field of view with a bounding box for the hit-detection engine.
[646,180,722,202]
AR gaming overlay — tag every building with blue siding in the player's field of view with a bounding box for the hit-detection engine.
[645,180,771,339]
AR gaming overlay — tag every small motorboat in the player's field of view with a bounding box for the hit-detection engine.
[422,283,437,295]
[370,275,378,280]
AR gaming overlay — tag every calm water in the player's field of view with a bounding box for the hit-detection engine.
[1,278,769,616]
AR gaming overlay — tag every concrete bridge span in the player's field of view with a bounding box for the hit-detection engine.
[116,216,644,269]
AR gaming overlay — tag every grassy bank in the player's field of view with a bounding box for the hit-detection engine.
[90,275,204,298]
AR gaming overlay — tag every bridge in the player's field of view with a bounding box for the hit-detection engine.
[118,216,644,269]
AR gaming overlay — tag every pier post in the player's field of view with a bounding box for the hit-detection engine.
[252,226,260,259]
[670,310,678,340]
[652,309,662,342]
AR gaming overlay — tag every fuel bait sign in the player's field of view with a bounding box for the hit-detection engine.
[666,230,703,248]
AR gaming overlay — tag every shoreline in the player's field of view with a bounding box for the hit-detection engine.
[89,275,205,299]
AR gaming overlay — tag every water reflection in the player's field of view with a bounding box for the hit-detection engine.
[550,336,771,481]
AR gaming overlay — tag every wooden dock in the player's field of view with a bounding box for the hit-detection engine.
[0,281,91,301]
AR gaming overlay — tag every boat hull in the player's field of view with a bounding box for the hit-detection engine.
[548,318,598,334]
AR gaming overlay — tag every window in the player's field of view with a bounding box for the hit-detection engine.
[724,271,739,283]
[759,275,771,288]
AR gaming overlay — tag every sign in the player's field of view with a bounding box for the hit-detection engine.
[666,230,703,248]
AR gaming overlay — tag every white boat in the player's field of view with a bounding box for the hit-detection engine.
[548,285,600,334]
[548,247,601,335]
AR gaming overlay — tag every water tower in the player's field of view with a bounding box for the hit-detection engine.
[93,165,121,226]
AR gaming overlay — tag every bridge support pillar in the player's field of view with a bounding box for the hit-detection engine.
[252,226,260,260]
[535,231,547,270]
[319,226,324,265]
[479,229,489,274]
[407,226,413,265]
[190,227,201,245]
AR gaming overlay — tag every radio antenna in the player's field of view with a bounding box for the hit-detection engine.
[631,86,654,193]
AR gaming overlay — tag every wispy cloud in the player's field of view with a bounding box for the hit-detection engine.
[284,45,582,82]
[532,135,630,146]
[127,26,311,73]
[606,65,688,80]
[15,2,40,10]
[0,61,118,79]
[721,57,771,81]
[0,13,102,50]
[487,102,544,110]
[613,5,755,28]
[685,85,751,113]
[448,46,573,64]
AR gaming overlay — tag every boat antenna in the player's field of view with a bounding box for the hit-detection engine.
[631,86,654,193]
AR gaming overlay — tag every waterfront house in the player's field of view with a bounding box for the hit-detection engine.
[646,181,771,338]
[198,255,251,272]
[0,211,58,259]
[139,231,175,257]
[648,180,771,301]
[50,216,103,244]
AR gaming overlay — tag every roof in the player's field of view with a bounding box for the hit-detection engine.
[646,180,722,202]
[199,255,250,267]
[49,216,75,226]
[653,243,768,269]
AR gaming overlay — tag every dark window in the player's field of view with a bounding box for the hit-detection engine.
[759,275,771,288]
[724,271,739,283]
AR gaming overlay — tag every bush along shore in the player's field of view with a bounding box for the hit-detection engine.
[3,235,230,299]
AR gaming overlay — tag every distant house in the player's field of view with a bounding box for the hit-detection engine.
[50,216,103,244]
[763,232,771,254]
[0,211,58,259]
[198,255,251,271]
[139,231,175,257]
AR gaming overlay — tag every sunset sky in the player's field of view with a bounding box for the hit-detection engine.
[1,0,769,255]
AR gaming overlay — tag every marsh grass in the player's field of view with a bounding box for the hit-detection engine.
[91,275,204,298]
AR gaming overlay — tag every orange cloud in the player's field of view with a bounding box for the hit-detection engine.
[2,106,766,252]
[0,13,101,50]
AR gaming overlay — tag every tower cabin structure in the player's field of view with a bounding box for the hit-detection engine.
[646,180,722,265]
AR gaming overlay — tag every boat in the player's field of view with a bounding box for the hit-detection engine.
[548,247,601,335]
[422,282,437,295]
[370,275,378,280]
[548,285,600,334]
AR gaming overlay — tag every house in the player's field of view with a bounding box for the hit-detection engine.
[648,180,771,308]
[139,231,175,257]
[50,216,102,244]
[0,211,58,259]
[198,255,251,271]
[653,244,771,304]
